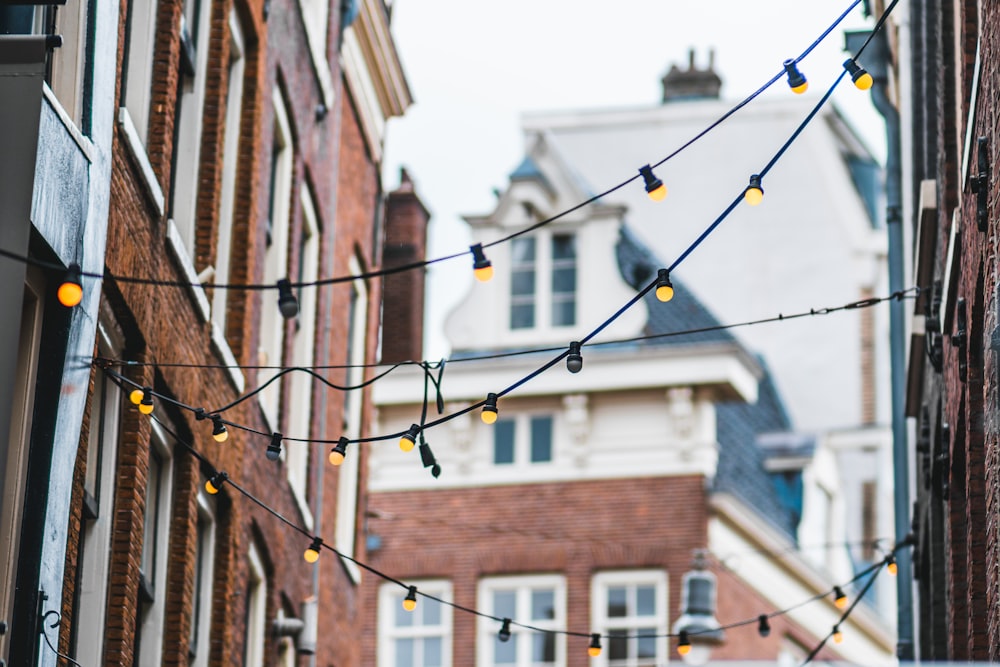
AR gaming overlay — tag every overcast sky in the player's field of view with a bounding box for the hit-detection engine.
[380,0,886,358]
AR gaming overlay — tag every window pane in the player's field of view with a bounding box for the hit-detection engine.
[493,590,516,618]
[608,629,628,660]
[423,596,442,626]
[531,590,555,620]
[608,587,627,617]
[511,304,535,329]
[494,634,517,664]
[637,630,657,658]
[552,235,575,260]
[551,267,575,292]
[494,421,515,465]
[636,586,656,616]
[395,597,414,627]
[551,298,575,327]
[512,237,536,263]
[511,271,535,296]
[532,632,556,662]
[530,417,552,463]
[395,638,413,667]
[424,637,442,667]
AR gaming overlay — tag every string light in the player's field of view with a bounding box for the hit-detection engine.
[304,537,323,563]
[832,625,844,644]
[418,440,441,478]
[639,164,667,201]
[470,243,494,282]
[833,586,848,609]
[566,341,583,373]
[57,263,83,307]
[329,437,348,466]
[277,278,299,319]
[211,415,229,442]
[677,630,692,656]
[783,58,808,93]
[886,554,897,575]
[843,58,873,90]
[498,618,512,642]
[266,432,283,461]
[400,424,420,452]
[655,269,675,303]
[205,471,228,495]
[481,393,499,424]
[402,585,418,611]
[588,634,602,657]
[744,174,764,206]
[129,386,145,405]
[138,389,154,415]
[757,615,771,637]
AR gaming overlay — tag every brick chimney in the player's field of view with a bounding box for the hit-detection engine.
[661,48,722,102]
[380,167,430,363]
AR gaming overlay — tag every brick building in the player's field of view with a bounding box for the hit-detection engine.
[904,0,1000,660]
[365,133,895,666]
[1,0,409,665]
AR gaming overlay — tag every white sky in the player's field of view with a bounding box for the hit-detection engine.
[380,0,887,358]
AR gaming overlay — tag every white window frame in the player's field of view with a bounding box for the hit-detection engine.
[169,0,214,253]
[48,0,90,127]
[244,542,267,667]
[590,570,668,667]
[121,0,159,146]
[189,491,217,667]
[509,232,577,333]
[257,86,294,429]
[492,412,555,467]
[285,185,321,528]
[71,322,123,664]
[136,419,176,667]
[211,9,246,339]
[477,574,566,667]
[336,256,367,582]
[378,580,452,667]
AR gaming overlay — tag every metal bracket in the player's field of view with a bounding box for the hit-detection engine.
[951,298,968,383]
[970,136,989,232]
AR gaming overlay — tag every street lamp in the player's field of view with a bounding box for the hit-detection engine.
[672,551,724,666]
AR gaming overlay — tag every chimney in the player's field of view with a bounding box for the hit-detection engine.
[661,48,722,103]
[380,168,430,364]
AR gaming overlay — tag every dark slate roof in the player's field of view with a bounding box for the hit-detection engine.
[615,224,798,538]
[509,154,555,196]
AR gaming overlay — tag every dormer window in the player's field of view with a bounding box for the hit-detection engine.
[509,232,577,330]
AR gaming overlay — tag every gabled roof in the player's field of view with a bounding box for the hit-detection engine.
[615,223,797,538]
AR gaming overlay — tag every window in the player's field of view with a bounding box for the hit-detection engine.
[212,10,247,338]
[509,233,576,331]
[591,571,668,667]
[510,237,536,329]
[493,415,553,465]
[70,323,123,664]
[243,542,267,667]
[285,186,321,521]
[168,0,213,252]
[189,493,217,667]
[135,420,176,667]
[478,575,565,666]
[379,580,452,667]
[257,87,294,427]
[121,0,159,145]
[550,234,576,326]
[337,258,368,581]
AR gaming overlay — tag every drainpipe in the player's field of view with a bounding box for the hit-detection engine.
[845,27,913,660]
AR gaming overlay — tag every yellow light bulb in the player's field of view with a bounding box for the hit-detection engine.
[481,409,497,425]
[588,646,601,657]
[139,402,154,415]
[402,597,417,612]
[329,450,345,466]
[835,595,847,609]
[58,282,83,308]
[792,81,809,94]
[887,561,898,575]
[130,389,144,405]
[213,429,229,443]
[656,284,674,302]
[854,72,873,90]
[678,644,691,656]
[304,547,320,563]
[833,630,844,644]
[400,435,416,452]
[744,187,764,207]
[647,184,667,202]
[474,265,494,282]
[205,479,219,495]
